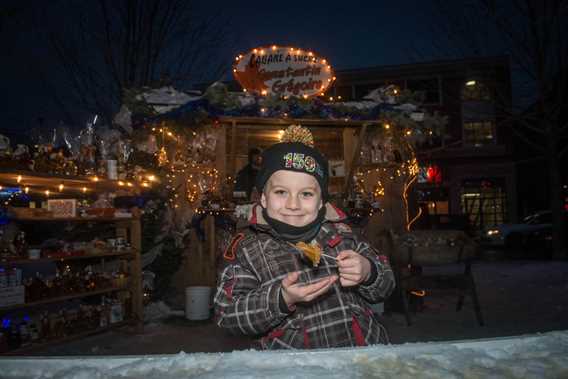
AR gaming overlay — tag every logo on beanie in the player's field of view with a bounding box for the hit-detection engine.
[283,153,322,177]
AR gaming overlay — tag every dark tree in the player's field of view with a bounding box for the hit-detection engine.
[37,0,234,123]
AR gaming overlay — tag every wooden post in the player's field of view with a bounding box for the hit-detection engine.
[216,126,227,181]
[207,215,216,286]
[197,230,204,284]
[343,124,367,196]
[230,120,238,179]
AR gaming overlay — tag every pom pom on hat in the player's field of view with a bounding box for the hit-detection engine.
[280,124,314,147]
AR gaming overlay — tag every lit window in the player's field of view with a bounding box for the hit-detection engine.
[463,121,496,146]
[461,179,507,228]
[462,81,492,101]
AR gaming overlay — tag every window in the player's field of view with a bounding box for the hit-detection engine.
[460,179,506,228]
[427,201,449,215]
[463,121,496,146]
[417,187,449,215]
[406,78,440,104]
[462,81,492,101]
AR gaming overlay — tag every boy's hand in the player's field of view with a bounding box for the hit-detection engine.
[336,250,371,287]
[281,271,337,308]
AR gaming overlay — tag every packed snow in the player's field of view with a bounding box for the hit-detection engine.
[1,330,567,378]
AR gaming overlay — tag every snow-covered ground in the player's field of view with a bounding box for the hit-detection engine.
[1,330,567,378]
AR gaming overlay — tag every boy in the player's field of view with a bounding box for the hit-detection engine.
[214,125,395,349]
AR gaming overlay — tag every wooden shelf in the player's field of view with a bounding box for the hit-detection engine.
[0,178,144,346]
[0,250,135,265]
[0,287,128,312]
[0,169,140,194]
[0,320,131,356]
[10,215,138,222]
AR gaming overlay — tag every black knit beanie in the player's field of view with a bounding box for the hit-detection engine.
[256,141,329,201]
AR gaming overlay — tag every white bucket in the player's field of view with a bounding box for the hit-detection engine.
[185,286,212,320]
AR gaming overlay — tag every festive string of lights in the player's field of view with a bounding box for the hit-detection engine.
[0,171,158,206]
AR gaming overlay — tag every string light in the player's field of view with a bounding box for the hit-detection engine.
[403,174,418,231]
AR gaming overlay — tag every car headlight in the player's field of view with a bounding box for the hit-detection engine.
[486,229,500,237]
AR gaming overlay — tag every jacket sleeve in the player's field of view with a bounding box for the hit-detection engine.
[353,236,396,303]
[214,243,290,336]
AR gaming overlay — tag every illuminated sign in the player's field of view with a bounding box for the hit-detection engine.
[233,45,335,98]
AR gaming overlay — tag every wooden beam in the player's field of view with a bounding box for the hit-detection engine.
[218,116,380,128]
[342,124,367,196]
[230,120,237,179]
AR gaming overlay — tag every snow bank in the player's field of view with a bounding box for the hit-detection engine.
[1,330,567,378]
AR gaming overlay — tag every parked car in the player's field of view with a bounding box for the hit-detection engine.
[480,211,567,258]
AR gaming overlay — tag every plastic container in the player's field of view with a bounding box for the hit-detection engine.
[185,286,212,320]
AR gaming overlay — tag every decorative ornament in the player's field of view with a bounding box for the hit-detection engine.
[157,147,169,167]
[280,124,314,147]
[373,181,385,198]
[186,174,199,204]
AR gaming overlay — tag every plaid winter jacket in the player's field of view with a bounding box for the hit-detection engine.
[214,203,395,350]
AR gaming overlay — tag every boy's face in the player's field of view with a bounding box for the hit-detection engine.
[261,170,323,227]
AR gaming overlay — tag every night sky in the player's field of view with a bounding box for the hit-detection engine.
[1,1,453,141]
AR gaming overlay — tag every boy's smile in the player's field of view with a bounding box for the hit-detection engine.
[261,170,323,227]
